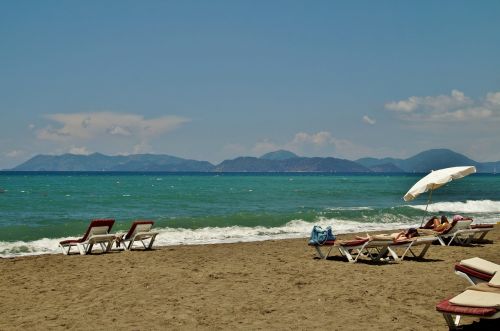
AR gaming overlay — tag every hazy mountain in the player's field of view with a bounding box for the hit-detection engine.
[260,150,299,160]
[214,156,370,172]
[7,148,500,173]
[11,153,214,172]
[356,149,484,173]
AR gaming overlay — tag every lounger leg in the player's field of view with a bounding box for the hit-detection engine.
[104,240,113,252]
[442,313,459,330]
[59,244,69,255]
[447,234,457,246]
[315,246,326,259]
[437,237,446,246]
[477,232,487,240]
[338,247,356,263]
[454,270,476,286]
[77,243,85,255]
[147,234,158,250]
[417,243,431,258]
[386,246,401,262]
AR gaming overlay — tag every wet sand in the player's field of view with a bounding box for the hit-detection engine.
[0,227,498,330]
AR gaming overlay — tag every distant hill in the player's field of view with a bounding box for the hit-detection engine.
[11,153,214,172]
[214,156,370,172]
[7,148,500,173]
[260,150,299,160]
[356,148,489,173]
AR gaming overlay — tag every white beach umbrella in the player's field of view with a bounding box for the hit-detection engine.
[403,166,476,225]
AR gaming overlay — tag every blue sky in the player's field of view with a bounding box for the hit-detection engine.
[1,1,500,168]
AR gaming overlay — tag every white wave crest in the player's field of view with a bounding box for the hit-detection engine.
[0,218,417,259]
[410,200,500,213]
[326,207,374,211]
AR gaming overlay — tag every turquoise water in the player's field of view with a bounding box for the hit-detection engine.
[0,172,499,257]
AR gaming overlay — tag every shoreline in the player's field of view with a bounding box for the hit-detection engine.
[1,220,498,259]
[1,227,498,330]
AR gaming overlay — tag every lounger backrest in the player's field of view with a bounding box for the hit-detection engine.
[124,220,154,240]
[442,219,472,235]
[88,226,111,236]
[81,219,115,241]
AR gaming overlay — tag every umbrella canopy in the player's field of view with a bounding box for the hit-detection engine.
[403,166,476,202]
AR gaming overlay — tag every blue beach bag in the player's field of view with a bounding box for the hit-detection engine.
[309,225,336,245]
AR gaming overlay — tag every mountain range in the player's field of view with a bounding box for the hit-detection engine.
[6,148,500,173]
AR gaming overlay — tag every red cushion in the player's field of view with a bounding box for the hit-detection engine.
[436,298,497,316]
[455,264,493,281]
[471,224,494,229]
[60,219,115,244]
[58,239,80,245]
[308,240,335,246]
[342,238,370,247]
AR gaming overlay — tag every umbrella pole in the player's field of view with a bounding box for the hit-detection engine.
[420,189,434,227]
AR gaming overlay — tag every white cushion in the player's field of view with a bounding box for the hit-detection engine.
[460,257,500,275]
[450,290,500,308]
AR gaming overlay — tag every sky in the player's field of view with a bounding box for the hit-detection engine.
[1,1,500,169]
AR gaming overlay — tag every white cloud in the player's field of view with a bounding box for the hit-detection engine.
[37,112,190,142]
[385,97,419,112]
[108,126,132,136]
[385,90,500,122]
[28,124,35,130]
[290,131,334,147]
[251,140,279,155]
[68,146,91,155]
[133,141,153,154]
[486,92,500,106]
[362,115,376,125]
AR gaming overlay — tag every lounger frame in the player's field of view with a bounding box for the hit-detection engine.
[387,236,436,261]
[59,220,116,255]
[437,298,500,330]
[117,221,159,251]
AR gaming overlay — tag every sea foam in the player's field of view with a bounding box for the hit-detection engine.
[0,218,412,258]
[410,199,500,213]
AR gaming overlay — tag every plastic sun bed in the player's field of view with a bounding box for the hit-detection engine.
[310,234,436,263]
[115,220,159,250]
[436,290,500,330]
[386,235,437,262]
[436,220,495,246]
[59,219,116,255]
[313,237,395,263]
[454,257,500,285]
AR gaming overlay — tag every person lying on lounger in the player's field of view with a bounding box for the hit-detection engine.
[422,215,450,232]
[356,228,419,243]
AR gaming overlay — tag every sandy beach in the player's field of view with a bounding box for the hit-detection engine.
[1,227,498,330]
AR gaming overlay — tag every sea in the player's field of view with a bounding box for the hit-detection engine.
[0,172,498,258]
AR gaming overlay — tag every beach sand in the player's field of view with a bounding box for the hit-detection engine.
[1,227,499,330]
